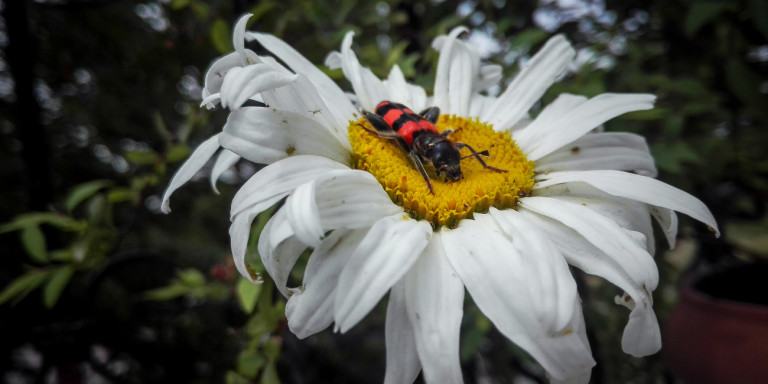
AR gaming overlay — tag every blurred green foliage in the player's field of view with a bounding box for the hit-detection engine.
[0,0,766,383]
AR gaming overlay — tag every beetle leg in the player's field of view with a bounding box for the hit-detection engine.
[408,151,434,194]
[460,149,489,160]
[456,143,506,173]
[419,107,440,124]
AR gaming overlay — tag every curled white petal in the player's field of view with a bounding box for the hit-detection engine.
[220,107,348,165]
[219,63,298,110]
[161,134,220,214]
[433,26,474,116]
[535,170,719,236]
[247,31,358,130]
[256,207,306,296]
[230,155,348,219]
[286,229,366,338]
[209,149,240,194]
[520,196,658,291]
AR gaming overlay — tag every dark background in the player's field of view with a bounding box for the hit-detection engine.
[1,0,767,383]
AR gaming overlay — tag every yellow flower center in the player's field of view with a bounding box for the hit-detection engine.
[348,115,535,228]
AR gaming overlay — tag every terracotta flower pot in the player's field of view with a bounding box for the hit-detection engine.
[664,264,768,384]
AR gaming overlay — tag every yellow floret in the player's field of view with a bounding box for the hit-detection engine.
[349,115,535,228]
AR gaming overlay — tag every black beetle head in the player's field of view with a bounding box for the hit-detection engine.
[430,141,462,181]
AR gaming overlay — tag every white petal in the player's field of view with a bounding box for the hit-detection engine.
[535,170,719,236]
[535,183,656,254]
[516,94,587,143]
[483,35,575,130]
[475,64,502,92]
[281,170,401,246]
[383,65,428,111]
[285,179,324,246]
[404,233,464,384]
[246,32,358,130]
[519,93,656,160]
[433,26,474,115]
[231,155,348,219]
[520,196,658,291]
[232,14,252,62]
[219,63,298,110]
[286,229,366,338]
[621,298,662,357]
[329,32,388,110]
[256,207,307,296]
[489,208,578,332]
[220,107,348,166]
[651,206,678,248]
[537,143,657,177]
[468,93,496,118]
[209,149,240,194]
[334,215,431,332]
[261,74,352,148]
[161,134,220,213]
[384,280,421,384]
[519,210,661,357]
[441,215,594,381]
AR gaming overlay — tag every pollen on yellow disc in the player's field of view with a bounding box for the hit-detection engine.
[348,115,535,228]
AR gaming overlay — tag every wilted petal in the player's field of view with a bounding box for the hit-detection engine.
[246,31,358,129]
[230,155,348,218]
[220,107,348,165]
[286,229,366,338]
[520,196,658,291]
[219,63,298,110]
[210,149,240,194]
[334,215,431,333]
[518,209,661,357]
[535,170,719,236]
[256,207,307,296]
[161,134,220,213]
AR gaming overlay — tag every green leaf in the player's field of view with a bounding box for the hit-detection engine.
[237,351,265,379]
[124,150,159,166]
[211,19,231,54]
[178,268,206,286]
[170,0,190,11]
[144,283,189,301]
[0,269,50,305]
[236,278,262,314]
[43,266,74,308]
[0,213,85,234]
[65,180,112,212]
[685,2,729,36]
[226,371,251,384]
[166,144,191,163]
[20,225,47,263]
[260,361,280,384]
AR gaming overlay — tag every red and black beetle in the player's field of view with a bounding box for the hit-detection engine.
[362,100,505,193]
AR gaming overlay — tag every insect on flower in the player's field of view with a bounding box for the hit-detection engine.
[362,100,505,193]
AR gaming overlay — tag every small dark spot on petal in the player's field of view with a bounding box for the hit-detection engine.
[286,146,296,155]
[571,146,580,154]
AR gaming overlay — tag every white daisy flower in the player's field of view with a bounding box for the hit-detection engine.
[162,14,719,383]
